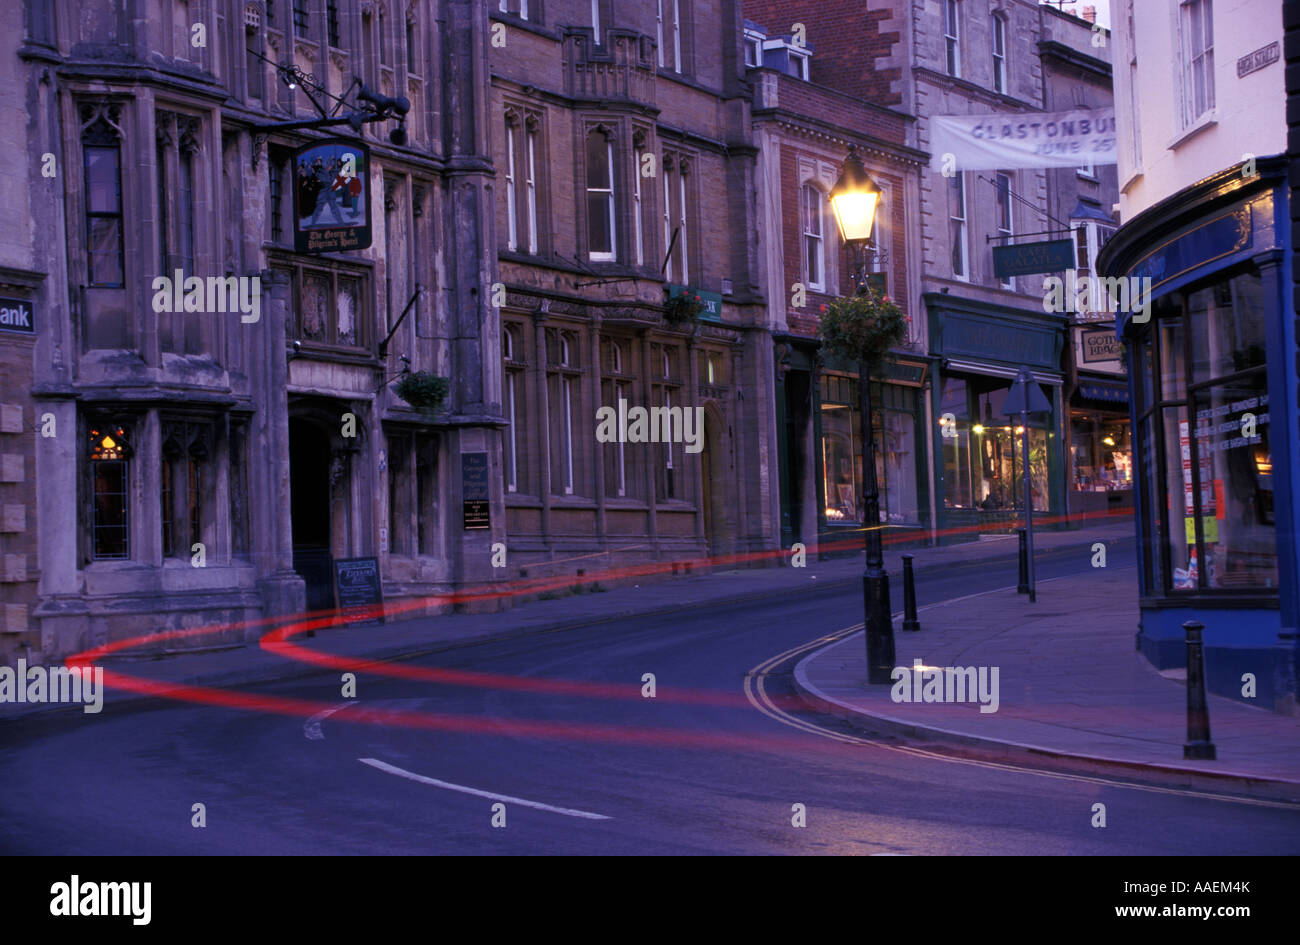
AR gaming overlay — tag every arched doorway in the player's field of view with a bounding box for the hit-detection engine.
[289,417,334,612]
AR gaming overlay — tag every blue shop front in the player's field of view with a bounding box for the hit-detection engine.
[1098,156,1298,711]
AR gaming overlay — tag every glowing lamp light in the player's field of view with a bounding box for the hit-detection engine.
[972,424,985,435]
[828,148,882,245]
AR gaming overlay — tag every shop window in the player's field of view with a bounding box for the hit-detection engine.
[1070,416,1132,493]
[1137,415,1164,591]
[820,376,920,526]
[1135,268,1275,594]
[940,377,972,509]
[969,387,1049,512]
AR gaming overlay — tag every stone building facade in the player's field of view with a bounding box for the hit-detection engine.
[0,0,40,651]
[9,0,502,663]
[1037,6,1126,523]
[488,0,772,573]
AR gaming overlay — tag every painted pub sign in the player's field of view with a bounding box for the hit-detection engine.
[293,138,373,253]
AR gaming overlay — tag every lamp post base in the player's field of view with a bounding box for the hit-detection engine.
[864,567,895,684]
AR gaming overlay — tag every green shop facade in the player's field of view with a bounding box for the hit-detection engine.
[926,293,1070,541]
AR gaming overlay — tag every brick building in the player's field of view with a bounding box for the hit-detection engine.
[742,6,929,551]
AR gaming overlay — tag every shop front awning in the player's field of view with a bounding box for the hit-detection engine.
[943,358,1063,386]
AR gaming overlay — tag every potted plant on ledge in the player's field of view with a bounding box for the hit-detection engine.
[392,370,450,418]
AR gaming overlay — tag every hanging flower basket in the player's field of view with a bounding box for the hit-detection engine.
[392,370,449,416]
[663,289,704,327]
[817,292,907,371]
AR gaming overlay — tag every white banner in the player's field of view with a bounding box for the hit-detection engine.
[929,108,1117,171]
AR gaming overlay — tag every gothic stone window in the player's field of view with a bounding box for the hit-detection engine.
[86,418,135,561]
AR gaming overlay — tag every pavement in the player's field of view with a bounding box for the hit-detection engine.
[22,514,1299,799]
[795,564,1300,797]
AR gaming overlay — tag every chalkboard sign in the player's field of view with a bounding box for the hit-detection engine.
[333,556,385,626]
[462,452,490,530]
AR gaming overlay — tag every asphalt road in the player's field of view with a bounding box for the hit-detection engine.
[3,542,1298,855]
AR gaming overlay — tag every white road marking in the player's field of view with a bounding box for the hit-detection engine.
[304,703,351,740]
[359,757,613,821]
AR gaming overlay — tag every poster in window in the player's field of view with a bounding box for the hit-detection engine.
[293,139,373,253]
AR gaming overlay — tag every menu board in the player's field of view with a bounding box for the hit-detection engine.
[333,556,385,626]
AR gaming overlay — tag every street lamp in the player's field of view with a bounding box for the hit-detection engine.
[828,147,895,685]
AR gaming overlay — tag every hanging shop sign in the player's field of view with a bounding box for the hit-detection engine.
[293,138,373,253]
[992,238,1075,278]
[929,108,1116,171]
[1079,328,1123,364]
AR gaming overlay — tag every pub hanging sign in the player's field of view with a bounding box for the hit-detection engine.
[293,138,373,254]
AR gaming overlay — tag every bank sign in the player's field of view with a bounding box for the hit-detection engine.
[293,139,373,253]
[0,296,34,334]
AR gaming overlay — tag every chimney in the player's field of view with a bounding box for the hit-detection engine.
[1082,5,1097,23]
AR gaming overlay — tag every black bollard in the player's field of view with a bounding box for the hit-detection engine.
[1016,528,1029,595]
[1183,620,1216,760]
[902,554,920,632]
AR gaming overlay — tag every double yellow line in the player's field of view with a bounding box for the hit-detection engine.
[744,624,1300,811]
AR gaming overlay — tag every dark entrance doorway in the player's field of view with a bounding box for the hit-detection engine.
[289,418,334,612]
